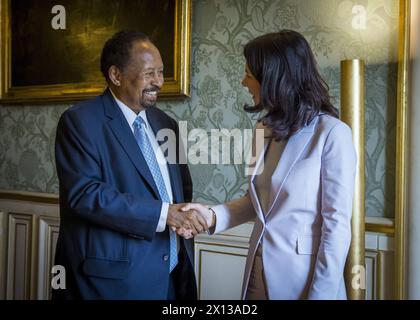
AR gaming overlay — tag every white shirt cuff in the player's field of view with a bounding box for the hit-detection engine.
[156,202,170,232]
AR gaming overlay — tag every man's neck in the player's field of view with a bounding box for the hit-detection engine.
[109,87,144,114]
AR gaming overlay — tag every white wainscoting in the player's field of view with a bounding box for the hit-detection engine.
[194,223,253,300]
[365,232,395,299]
[0,192,59,300]
[195,222,395,300]
[0,192,394,300]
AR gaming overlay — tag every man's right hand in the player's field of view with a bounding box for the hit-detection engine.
[167,203,209,236]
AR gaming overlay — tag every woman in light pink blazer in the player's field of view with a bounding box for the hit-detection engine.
[183,30,357,300]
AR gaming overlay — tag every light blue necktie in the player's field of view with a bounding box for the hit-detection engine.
[133,115,178,273]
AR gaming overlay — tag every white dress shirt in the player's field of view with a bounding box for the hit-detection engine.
[110,90,172,232]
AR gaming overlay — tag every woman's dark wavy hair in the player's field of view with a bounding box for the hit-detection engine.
[243,30,338,140]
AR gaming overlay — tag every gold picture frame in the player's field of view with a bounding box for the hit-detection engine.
[0,0,191,104]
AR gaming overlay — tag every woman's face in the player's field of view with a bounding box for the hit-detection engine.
[242,64,261,105]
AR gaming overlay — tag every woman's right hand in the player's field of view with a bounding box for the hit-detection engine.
[180,203,215,229]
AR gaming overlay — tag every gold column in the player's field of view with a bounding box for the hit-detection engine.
[340,59,366,300]
[395,0,410,300]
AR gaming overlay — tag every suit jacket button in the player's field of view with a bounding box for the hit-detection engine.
[163,255,169,261]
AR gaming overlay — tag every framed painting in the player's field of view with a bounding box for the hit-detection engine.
[0,0,191,103]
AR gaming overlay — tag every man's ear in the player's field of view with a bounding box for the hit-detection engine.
[108,66,122,86]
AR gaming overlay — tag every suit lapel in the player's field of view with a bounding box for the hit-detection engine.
[146,108,184,204]
[266,116,319,217]
[248,130,271,223]
[102,89,160,199]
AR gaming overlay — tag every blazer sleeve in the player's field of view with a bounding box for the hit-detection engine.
[55,109,161,241]
[307,122,357,300]
[212,192,256,234]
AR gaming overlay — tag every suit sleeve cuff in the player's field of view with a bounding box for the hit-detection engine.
[156,202,169,232]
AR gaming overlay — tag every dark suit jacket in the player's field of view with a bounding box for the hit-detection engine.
[53,89,196,300]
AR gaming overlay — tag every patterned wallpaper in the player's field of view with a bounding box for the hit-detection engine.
[0,0,399,218]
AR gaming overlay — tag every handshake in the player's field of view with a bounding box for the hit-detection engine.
[167,203,215,239]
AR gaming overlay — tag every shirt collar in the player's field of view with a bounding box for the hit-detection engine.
[110,89,148,129]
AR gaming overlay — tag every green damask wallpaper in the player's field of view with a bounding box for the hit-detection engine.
[0,0,399,217]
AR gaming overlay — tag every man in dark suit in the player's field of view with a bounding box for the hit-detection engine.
[53,30,208,300]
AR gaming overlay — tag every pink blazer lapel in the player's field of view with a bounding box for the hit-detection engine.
[248,128,271,223]
[265,116,319,217]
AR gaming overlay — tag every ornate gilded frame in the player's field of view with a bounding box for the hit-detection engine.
[0,0,191,104]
